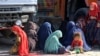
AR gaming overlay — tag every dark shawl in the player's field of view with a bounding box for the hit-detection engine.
[37,22,52,50]
[24,21,38,51]
[73,8,88,22]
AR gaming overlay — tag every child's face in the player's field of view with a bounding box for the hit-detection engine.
[74,36,80,40]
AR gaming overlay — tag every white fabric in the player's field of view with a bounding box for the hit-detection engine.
[15,20,22,26]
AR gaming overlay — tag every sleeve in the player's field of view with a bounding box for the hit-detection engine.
[71,40,75,47]
[79,40,83,47]
[53,36,63,47]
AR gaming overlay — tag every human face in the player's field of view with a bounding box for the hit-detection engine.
[74,36,80,41]
[90,4,94,10]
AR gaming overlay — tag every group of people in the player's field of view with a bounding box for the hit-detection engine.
[9,2,100,56]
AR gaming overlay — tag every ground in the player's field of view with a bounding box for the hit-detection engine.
[0,45,100,56]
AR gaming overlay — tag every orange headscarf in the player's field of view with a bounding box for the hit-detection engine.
[89,2,99,17]
[12,25,29,56]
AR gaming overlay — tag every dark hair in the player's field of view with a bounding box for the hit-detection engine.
[73,32,81,38]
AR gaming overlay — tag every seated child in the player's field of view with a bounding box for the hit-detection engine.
[71,32,83,53]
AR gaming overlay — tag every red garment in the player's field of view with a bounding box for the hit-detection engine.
[89,2,99,17]
[97,12,100,21]
[71,39,83,48]
[12,25,29,56]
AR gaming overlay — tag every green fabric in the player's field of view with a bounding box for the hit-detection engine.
[44,30,63,54]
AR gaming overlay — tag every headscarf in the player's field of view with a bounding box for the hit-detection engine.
[62,21,75,47]
[24,21,38,51]
[44,19,55,32]
[11,25,29,56]
[24,21,38,41]
[15,20,23,27]
[89,2,99,17]
[66,21,75,32]
[75,23,91,51]
[37,22,52,50]
[74,8,88,22]
[44,30,63,54]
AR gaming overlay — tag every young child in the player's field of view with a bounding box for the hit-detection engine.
[71,32,83,53]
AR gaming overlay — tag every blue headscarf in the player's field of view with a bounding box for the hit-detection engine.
[75,23,91,51]
[37,22,52,50]
[62,21,76,47]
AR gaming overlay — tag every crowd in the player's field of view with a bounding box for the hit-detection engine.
[8,2,100,56]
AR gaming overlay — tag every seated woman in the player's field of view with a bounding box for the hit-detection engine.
[85,2,98,46]
[10,25,29,56]
[71,32,83,53]
[75,22,91,51]
[62,21,76,47]
[64,21,91,51]
[24,21,39,52]
[44,30,67,54]
[37,22,53,50]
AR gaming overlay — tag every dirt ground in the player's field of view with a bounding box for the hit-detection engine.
[0,50,100,56]
[0,45,100,56]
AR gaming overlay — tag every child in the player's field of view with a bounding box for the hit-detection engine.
[71,32,83,53]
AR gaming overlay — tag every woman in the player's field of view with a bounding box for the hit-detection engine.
[44,30,66,54]
[64,21,91,51]
[73,8,88,22]
[37,22,52,50]
[62,21,76,47]
[10,25,29,56]
[75,22,91,51]
[85,2,99,46]
[24,21,39,52]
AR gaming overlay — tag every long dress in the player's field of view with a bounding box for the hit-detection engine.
[37,22,52,50]
[85,19,97,45]
[24,21,38,52]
